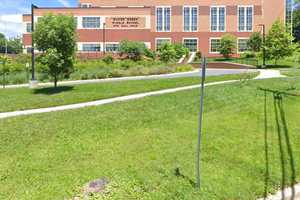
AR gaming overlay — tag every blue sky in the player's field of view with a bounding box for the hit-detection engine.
[0,0,78,38]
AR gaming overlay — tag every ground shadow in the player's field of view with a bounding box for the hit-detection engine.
[260,87,298,199]
[33,86,74,95]
[174,168,196,187]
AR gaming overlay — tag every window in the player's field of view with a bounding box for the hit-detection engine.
[156,7,171,32]
[238,6,253,31]
[82,44,101,52]
[183,6,198,32]
[183,38,198,52]
[26,47,32,53]
[211,6,226,32]
[210,38,221,53]
[238,39,249,53]
[156,38,171,50]
[105,43,120,52]
[82,17,100,28]
[26,23,32,33]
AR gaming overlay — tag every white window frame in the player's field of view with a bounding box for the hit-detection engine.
[81,16,102,29]
[105,42,120,53]
[155,38,172,50]
[182,37,198,52]
[237,37,249,53]
[183,6,198,32]
[78,42,103,52]
[237,5,254,32]
[209,37,221,54]
[210,5,226,32]
[156,6,172,32]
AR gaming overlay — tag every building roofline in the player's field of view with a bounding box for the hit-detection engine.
[32,6,151,10]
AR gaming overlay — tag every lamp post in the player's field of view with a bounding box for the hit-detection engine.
[30,4,38,88]
[103,22,106,56]
[257,24,266,68]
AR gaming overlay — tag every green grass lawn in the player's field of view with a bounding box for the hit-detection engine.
[281,69,300,77]
[0,77,299,200]
[0,73,257,113]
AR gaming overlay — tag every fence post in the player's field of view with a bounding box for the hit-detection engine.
[196,56,207,189]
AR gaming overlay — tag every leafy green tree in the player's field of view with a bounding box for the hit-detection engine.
[0,55,11,86]
[7,37,23,54]
[265,20,297,65]
[40,48,64,88]
[219,34,236,59]
[157,43,177,63]
[247,32,262,52]
[119,40,146,61]
[34,14,77,87]
[0,33,7,53]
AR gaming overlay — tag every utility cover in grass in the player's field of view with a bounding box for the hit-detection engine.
[82,178,109,196]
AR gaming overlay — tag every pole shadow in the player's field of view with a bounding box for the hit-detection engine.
[260,87,298,200]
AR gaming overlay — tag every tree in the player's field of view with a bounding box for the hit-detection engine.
[265,20,297,65]
[247,32,262,52]
[0,55,11,86]
[34,14,77,87]
[7,37,23,54]
[219,34,236,59]
[119,40,147,61]
[41,48,65,88]
[0,33,23,54]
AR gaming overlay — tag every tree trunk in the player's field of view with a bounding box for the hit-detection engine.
[54,75,57,88]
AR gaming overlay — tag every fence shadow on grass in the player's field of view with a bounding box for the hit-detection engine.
[260,87,298,200]
[174,167,196,187]
[33,86,74,95]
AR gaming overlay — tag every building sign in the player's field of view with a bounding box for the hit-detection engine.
[106,17,146,29]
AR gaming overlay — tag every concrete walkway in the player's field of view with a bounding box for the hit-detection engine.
[255,69,286,79]
[0,80,238,119]
[2,68,257,89]
[257,183,300,200]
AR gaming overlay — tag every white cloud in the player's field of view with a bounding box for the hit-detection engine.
[57,0,71,7]
[0,14,23,38]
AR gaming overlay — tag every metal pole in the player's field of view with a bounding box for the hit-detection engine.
[262,24,266,68]
[196,57,207,189]
[31,4,36,81]
[103,22,106,56]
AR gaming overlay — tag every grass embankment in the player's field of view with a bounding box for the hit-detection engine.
[0,73,257,112]
[0,77,299,199]
[281,69,300,77]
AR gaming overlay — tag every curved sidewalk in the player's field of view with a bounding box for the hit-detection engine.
[0,80,238,119]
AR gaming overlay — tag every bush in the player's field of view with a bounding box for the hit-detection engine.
[196,51,202,60]
[219,34,236,59]
[173,43,189,59]
[119,40,147,61]
[102,55,114,64]
[240,51,256,59]
[157,43,177,63]
[144,48,156,60]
